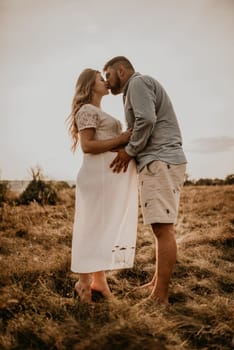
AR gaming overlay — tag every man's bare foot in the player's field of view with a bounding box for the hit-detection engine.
[148,287,170,308]
[149,294,169,307]
[90,281,112,298]
[74,281,92,303]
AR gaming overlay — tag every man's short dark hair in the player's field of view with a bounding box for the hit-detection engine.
[103,56,135,71]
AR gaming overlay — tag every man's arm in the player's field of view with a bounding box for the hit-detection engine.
[125,77,156,156]
[110,148,132,173]
[111,77,156,173]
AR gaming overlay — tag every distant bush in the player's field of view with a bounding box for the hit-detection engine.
[184,173,196,186]
[53,181,71,191]
[0,181,8,206]
[195,178,215,186]
[184,173,234,186]
[19,179,58,205]
[57,187,75,207]
[225,174,234,185]
[19,166,58,205]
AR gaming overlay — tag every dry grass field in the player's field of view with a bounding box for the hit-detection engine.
[0,185,233,350]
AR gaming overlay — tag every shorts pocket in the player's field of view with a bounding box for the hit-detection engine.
[170,164,186,191]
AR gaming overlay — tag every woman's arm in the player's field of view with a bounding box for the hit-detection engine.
[79,128,132,154]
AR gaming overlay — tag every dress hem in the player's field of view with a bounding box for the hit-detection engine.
[71,262,134,274]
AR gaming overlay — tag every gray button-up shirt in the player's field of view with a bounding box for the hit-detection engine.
[124,72,187,171]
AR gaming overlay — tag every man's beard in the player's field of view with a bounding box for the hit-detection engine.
[110,76,122,95]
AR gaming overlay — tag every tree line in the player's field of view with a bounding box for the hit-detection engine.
[184,174,234,186]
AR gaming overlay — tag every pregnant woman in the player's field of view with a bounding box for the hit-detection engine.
[67,68,138,303]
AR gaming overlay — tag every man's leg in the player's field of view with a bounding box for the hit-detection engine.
[150,223,177,305]
[138,160,185,300]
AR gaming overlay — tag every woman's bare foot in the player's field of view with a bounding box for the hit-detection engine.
[74,281,92,303]
[91,271,112,298]
[90,281,112,298]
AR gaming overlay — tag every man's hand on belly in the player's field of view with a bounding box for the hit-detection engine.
[110,148,132,173]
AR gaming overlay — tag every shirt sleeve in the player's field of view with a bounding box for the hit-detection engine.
[76,106,100,131]
[125,77,156,156]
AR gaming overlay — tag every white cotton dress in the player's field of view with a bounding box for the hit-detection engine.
[71,104,138,273]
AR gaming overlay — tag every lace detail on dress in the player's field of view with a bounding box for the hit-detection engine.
[76,106,100,131]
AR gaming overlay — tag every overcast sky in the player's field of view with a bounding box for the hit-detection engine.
[1,0,234,180]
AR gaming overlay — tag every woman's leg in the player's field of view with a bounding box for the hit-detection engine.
[75,273,92,303]
[91,271,112,297]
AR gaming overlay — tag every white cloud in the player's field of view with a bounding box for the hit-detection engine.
[187,137,234,153]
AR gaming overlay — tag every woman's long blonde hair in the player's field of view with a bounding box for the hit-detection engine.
[67,68,98,152]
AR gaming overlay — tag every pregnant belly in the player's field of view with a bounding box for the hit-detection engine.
[77,151,136,193]
[77,152,117,190]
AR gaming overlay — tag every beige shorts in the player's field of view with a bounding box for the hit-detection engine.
[139,160,186,225]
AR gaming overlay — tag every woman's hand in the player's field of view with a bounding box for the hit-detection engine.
[119,129,132,144]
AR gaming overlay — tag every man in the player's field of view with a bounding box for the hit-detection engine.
[103,56,187,306]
